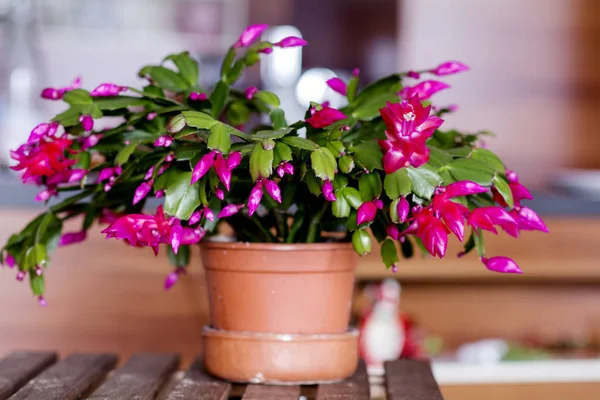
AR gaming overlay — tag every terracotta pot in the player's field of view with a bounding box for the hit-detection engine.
[200,242,360,383]
[200,242,359,334]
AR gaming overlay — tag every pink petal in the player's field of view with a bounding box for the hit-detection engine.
[164,271,179,290]
[275,36,308,48]
[91,83,127,97]
[234,24,268,48]
[357,202,378,225]
[305,107,347,129]
[247,182,264,217]
[227,151,242,171]
[322,180,336,202]
[400,80,450,101]
[276,165,285,178]
[133,182,152,205]
[214,155,232,191]
[386,224,400,240]
[215,187,225,200]
[326,78,347,96]
[264,180,282,203]
[482,256,522,274]
[189,211,202,225]
[445,181,488,198]
[59,231,87,247]
[513,207,549,233]
[218,204,244,218]
[204,206,215,222]
[147,112,157,121]
[244,86,259,100]
[189,92,208,101]
[191,152,216,184]
[397,197,410,223]
[352,68,360,77]
[79,115,94,131]
[283,162,294,175]
[169,224,183,254]
[41,88,62,100]
[5,254,15,268]
[432,61,470,76]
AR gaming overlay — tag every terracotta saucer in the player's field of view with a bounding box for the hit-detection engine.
[202,326,359,384]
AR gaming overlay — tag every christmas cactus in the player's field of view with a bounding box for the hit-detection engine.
[1,24,547,305]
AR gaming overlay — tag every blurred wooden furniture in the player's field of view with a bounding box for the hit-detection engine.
[0,351,444,400]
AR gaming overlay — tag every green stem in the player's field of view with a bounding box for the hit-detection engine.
[50,190,95,213]
[306,202,329,243]
[286,211,305,243]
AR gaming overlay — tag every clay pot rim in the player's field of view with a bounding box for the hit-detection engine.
[200,241,352,252]
[203,326,359,342]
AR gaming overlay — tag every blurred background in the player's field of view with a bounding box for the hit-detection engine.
[0,0,599,399]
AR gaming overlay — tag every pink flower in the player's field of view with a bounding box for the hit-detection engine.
[133,181,153,205]
[147,112,157,121]
[396,196,410,223]
[444,181,488,198]
[81,134,101,150]
[400,80,450,101]
[247,181,264,217]
[245,86,259,100]
[482,256,522,274]
[5,254,15,268]
[169,223,183,254]
[189,92,208,101]
[218,204,244,218]
[305,107,347,129]
[326,78,347,96]
[99,209,122,225]
[28,122,60,144]
[276,162,294,178]
[259,47,273,54]
[40,76,81,100]
[79,115,94,131]
[468,206,519,237]
[38,296,47,307]
[233,24,268,48]
[144,166,155,180]
[191,151,216,184]
[189,211,202,225]
[90,83,127,97]
[191,151,241,189]
[378,96,444,173]
[214,154,232,191]
[357,201,378,225]
[431,61,470,76]
[406,70,420,79]
[215,187,225,200]
[98,167,116,182]
[155,190,165,198]
[154,135,173,147]
[164,270,182,290]
[386,224,400,240]
[510,207,549,233]
[35,189,56,202]
[204,206,215,222]
[274,36,308,48]
[59,231,87,247]
[165,153,175,163]
[264,179,282,203]
[352,68,360,77]
[322,180,336,202]
[227,151,242,170]
[414,209,448,258]
[10,137,76,182]
[16,271,26,281]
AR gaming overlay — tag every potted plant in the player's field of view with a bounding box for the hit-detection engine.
[1,24,547,383]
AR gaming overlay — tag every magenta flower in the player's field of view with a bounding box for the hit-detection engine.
[169,223,183,254]
[274,36,308,48]
[406,70,420,79]
[326,78,347,96]
[510,207,549,233]
[81,134,101,150]
[357,201,378,225]
[154,135,173,147]
[90,83,127,97]
[227,151,242,170]
[191,151,216,184]
[378,96,444,173]
[322,180,336,202]
[5,254,15,268]
[204,206,215,222]
[28,122,60,144]
[189,92,208,101]
[233,24,268,48]
[40,76,81,100]
[16,271,26,281]
[431,61,470,76]
[144,166,155,180]
[352,68,360,77]
[98,167,116,182]
[214,154,232,191]
[305,107,347,129]
[218,204,244,218]
[189,211,202,225]
[133,181,153,205]
[414,209,449,258]
[400,80,450,101]
[276,162,294,178]
[147,112,157,121]
[247,181,264,217]
[386,223,400,240]
[396,196,410,223]
[468,206,519,237]
[79,115,94,132]
[38,296,48,307]
[264,179,282,203]
[444,180,488,198]
[482,256,522,274]
[58,231,87,247]
[215,187,225,200]
[245,86,259,100]
[259,47,273,54]
[35,189,56,202]
[164,270,181,290]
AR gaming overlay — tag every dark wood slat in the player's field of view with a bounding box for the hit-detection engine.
[88,353,179,400]
[385,359,444,400]
[165,357,231,400]
[0,352,57,400]
[315,360,369,400]
[242,384,300,400]
[9,353,118,400]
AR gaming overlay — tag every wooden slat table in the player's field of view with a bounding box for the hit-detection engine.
[0,351,444,399]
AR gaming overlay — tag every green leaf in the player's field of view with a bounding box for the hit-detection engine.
[390,198,400,223]
[350,141,383,171]
[270,108,287,129]
[33,243,48,266]
[167,245,191,267]
[381,238,399,268]
[273,142,292,165]
[164,52,199,87]
[305,171,322,196]
[53,106,83,127]
[331,192,350,218]
[352,75,401,107]
[352,230,372,255]
[347,76,359,102]
[220,48,236,80]
[439,169,455,185]
[447,158,495,186]
[383,168,411,199]
[359,173,383,201]
[281,136,319,150]
[175,144,206,161]
[221,123,253,141]
[211,81,229,117]
[164,172,201,220]
[182,110,218,130]
[325,141,345,157]
[351,92,399,120]
[30,274,45,296]
[74,152,91,170]
[493,174,514,208]
[462,232,475,256]
[427,146,453,168]
[446,146,472,157]
[473,229,485,258]
[249,144,274,181]
[254,91,280,108]
[311,148,337,181]
[230,142,255,155]
[146,66,190,91]
[154,167,177,191]
[342,187,364,209]
[252,127,294,141]
[227,101,250,126]
[471,148,505,173]
[115,143,137,165]
[63,89,92,105]
[407,164,443,199]
[143,85,165,98]
[332,175,348,190]
[207,124,231,153]
[94,96,150,111]
[339,155,355,173]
